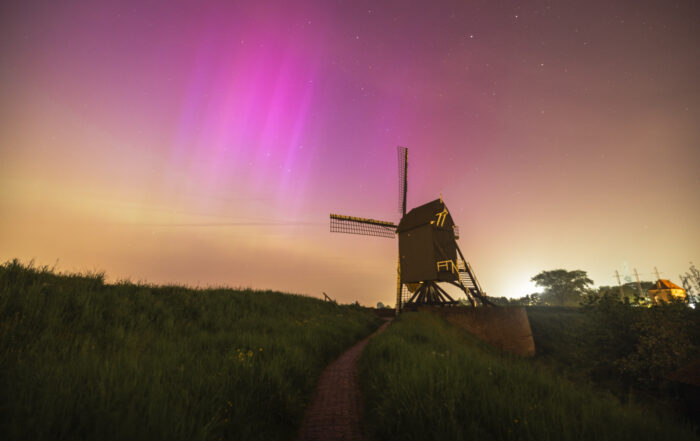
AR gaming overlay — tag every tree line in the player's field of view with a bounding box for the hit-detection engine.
[489,263,700,307]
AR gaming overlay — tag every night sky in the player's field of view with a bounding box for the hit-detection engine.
[1,0,698,305]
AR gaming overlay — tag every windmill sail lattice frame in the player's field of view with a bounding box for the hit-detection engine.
[329,214,397,239]
[398,146,408,216]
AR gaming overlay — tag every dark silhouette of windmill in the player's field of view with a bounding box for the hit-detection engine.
[330,146,492,312]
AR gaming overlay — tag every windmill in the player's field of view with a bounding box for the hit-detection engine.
[330,146,492,314]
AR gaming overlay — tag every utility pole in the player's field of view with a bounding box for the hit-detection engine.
[615,270,624,298]
[633,268,645,299]
[654,267,661,280]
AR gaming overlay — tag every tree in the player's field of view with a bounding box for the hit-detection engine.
[679,262,700,305]
[515,293,544,306]
[594,282,654,305]
[531,269,593,306]
[487,296,512,306]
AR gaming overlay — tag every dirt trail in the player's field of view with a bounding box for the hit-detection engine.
[296,318,392,441]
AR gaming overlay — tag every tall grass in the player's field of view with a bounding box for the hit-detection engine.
[526,307,595,379]
[0,259,381,441]
[359,312,698,441]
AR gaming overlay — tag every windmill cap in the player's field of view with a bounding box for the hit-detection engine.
[397,199,454,233]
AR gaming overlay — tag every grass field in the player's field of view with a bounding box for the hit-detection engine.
[359,311,698,441]
[0,260,381,441]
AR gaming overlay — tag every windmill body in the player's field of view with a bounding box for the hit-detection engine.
[329,147,491,310]
[397,199,458,284]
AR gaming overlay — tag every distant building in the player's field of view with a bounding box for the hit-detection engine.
[648,279,687,304]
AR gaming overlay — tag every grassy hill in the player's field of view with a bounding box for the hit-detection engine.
[0,260,381,441]
[359,311,698,441]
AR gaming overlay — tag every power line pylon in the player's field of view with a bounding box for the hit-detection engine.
[615,270,624,298]
[633,268,645,300]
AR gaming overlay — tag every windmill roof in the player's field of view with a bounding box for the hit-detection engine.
[397,199,454,232]
[650,279,684,290]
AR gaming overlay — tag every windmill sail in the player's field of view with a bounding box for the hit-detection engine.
[329,214,397,238]
[398,146,408,216]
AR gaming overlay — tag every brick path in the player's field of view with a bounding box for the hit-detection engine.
[296,318,393,441]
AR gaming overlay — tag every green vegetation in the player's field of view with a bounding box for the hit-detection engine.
[526,307,594,381]
[359,312,698,441]
[679,262,700,304]
[528,300,700,397]
[531,269,594,306]
[0,260,381,441]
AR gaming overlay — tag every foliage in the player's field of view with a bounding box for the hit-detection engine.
[479,294,546,307]
[0,259,381,441]
[614,306,695,387]
[680,262,700,305]
[359,312,698,441]
[594,282,654,305]
[531,269,594,306]
[582,293,700,391]
[484,296,511,306]
[485,296,528,306]
[529,299,700,403]
[526,306,595,379]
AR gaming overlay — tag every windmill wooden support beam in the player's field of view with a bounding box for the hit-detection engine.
[403,281,458,306]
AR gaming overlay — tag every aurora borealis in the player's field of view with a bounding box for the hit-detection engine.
[1,0,698,305]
